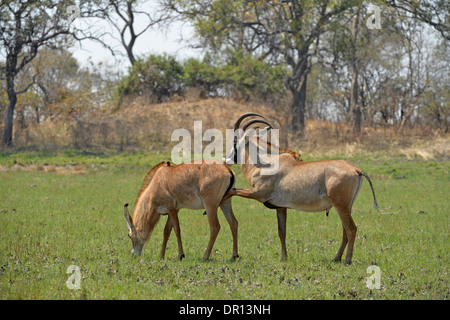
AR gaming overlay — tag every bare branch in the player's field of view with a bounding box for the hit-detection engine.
[87,0,174,65]
[15,73,38,95]
[386,0,450,40]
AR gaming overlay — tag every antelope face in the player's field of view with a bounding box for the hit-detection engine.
[223,128,271,165]
[223,136,239,165]
[124,204,144,256]
[223,113,273,165]
[127,230,144,256]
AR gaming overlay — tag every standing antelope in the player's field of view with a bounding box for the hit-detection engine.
[224,113,379,264]
[124,160,239,261]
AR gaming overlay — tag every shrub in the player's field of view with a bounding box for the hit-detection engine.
[183,56,222,98]
[219,50,287,102]
[118,54,184,103]
[183,50,287,103]
[117,52,287,105]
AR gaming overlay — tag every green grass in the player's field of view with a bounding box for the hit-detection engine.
[0,151,448,299]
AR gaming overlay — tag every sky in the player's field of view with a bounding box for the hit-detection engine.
[69,10,201,74]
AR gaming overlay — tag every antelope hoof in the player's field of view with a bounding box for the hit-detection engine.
[344,259,352,265]
[333,257,342,263]
[178,253,185,261]
[229,254,240,262]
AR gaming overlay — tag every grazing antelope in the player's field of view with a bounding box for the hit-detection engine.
[224,113,379,264]
[124,160,239,261]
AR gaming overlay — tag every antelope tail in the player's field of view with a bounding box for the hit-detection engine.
[218,171,236,207]
[356,170,379,211]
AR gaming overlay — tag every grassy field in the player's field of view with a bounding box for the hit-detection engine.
[0,150,448,300]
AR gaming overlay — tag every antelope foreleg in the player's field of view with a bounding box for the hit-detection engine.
[276,208,288,261]
[233,188,268,203]
[167,209,185,260]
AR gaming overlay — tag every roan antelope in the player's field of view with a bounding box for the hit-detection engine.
[224,113,379,264]
[124,160,239,261]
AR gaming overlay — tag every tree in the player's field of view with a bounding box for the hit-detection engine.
[0,1,75,146]
[166,0,364,138]
[20,47,80,122]
[386,0,449,40]
[345,3,445,130]
[421,39,449,132]
[324,2,384,133]
[89,0,172,66]
[338,7,364,134]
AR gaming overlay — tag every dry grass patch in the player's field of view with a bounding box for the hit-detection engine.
[0,162,87,175]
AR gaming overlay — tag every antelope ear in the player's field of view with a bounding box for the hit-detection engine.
[124,204,135,233]
[257,126,272,137]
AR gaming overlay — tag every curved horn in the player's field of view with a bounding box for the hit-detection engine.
[234,112,266,130]
[242,118,273,131]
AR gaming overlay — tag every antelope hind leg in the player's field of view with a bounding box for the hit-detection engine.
[159,215,172,259]
[333,225,348,262]
[334,206,357,265]
[202,208,221,261]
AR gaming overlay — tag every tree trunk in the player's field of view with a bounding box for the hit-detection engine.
[289,50,309,139]
[351,67,361,133]
[290,79,307,138]
[3,78,17,147]
[350,10,361,134]
[125,44,136,66]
